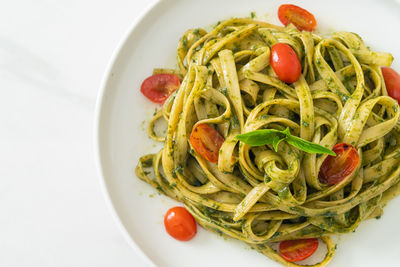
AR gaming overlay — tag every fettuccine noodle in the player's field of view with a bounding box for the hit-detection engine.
[136,17,400,266]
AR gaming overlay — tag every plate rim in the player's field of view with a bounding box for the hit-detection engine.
[93,0,162,266]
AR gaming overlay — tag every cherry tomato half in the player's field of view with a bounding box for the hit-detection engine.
[279,238,319,262]
[164,206,197,241]
[190,124,225,163]
[140,74,180,103]
[382,67,400,104]
[278,4,317,32]
[319,143,359,185]
[270,43,301,84]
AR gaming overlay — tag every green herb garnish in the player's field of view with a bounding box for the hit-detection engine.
[235,127,336,156]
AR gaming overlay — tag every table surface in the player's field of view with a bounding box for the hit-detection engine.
[0,0,155,266]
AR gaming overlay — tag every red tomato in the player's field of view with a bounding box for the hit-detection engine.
[382,67,400,103]
[278,4,317,32]
[140,74,180,103]
[270,43,301,83]
[164,207,197,241]
[319,143,359,185]
[279,238,319,262]
[190,124,225,163]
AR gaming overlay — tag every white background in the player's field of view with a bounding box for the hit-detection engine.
[0,0,154,266]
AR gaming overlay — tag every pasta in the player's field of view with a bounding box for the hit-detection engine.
[135,16,400,266]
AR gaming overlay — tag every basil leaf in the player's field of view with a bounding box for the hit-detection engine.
[281,127,291,136]
[286,135,336,156]
[235,129,282,146]
[272,136,285,152]
[235,127,336,156]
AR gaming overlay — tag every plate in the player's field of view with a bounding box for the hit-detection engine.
[94,0,400,266]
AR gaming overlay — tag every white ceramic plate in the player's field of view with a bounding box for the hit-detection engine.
[95,0,400,266]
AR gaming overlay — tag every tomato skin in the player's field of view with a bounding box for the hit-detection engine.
[190,124,225,163]
[278,4,317,32]
[270,43,301,83]
[164,207,197,241]
[382,67,400,104]
[279,238,319,262]
[319,143,359,185]
[140,74,180,103]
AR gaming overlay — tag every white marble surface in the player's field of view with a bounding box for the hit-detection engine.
[0,1,155,266]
